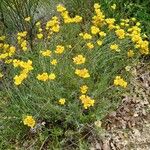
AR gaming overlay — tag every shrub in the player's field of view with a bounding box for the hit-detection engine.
[0,2,149,148]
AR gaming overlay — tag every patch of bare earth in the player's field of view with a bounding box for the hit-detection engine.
[90,62,150,150]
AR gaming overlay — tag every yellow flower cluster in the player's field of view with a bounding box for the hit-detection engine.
[13,59,33,85]
[79,33,92,40]
[37,73,56,81]
[35,21,44,39]
[114,76,127,88]
[73,55,86,65]
[75,68,90,78]
[17,31,28,51]
[127,25,149,54]
[55,45,65,54]
[0,43,16,62]
[23,115,36,128]
[57,4,82,23]
[46,16,60,34]
[91,26,100,35]
[105,18,116,30]
[92,3,105,26]
[40,50,52,57]
[72,52,94,108]
[127,50,134,57]
[79,95,95,109]
[80,85,88,94]
[110,44,120,52]
[87,42,94,49]
[115,29,125,39]
[24,16,31,22]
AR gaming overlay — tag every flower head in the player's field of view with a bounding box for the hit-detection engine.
[23,115,36,128]
[40,50,52,57]
[111,4,116,10]
[25,17,31,22]
[110,44,120,52]
[49,73,56,80]
[51,59,57,65]
[73,55,86,65]
[127,50,134,57]
[58,98,66,105]
[37,73,49,81]
[79,95,95,109]
[80,85,88,94]
[75,68,90,78]
[114,76,127,88]
[55,45,64,54]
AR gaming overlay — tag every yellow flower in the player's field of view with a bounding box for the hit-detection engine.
[99,31,106,37]
[36,21,41,26]
[115,29,125,39]
[14,73,28,85]
[38,28,43,32]
[49,73,56,80]
[67,45,72,48]
[73,15,82,23]
[87,42,94,49]
[58,98,66,105]
[0,36,6,41]
[136,22,141,26]
[0,73,3,78]
[114,76,127,88]
[111,4,116,10]
[94,3,100,9]
[75,68,90,78]
[73,55,86,65]
[131,18,136,21]
[80,85,88,94]
[127,50,134,57]
[37,73,49,81]
[91,26,100,35]
[51,25,60,32]
[23,115,36,128]
[97,40,103,46]
[37,33,43,39]
[40,50,52,57]
[56,4,66,12]
[79,95,95,109]
[55,45,64,54]
[9,46,16,56]
[25,16,31,22]
[110,44,120,52]
[82,33,92,40]
[51,59,57,65]
[125,66,131,72]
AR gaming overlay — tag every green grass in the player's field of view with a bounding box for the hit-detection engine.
[0,0,149,149]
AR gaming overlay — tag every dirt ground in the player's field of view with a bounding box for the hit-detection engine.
[90,61,150,150]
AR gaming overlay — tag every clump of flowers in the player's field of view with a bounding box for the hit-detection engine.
[114,76,127,88]
[17,31,28,51]
[57,4,82,23]
[37,73,56,81]
[75,68,90,78]
[79,95,95,109]
[13,59,33,85]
